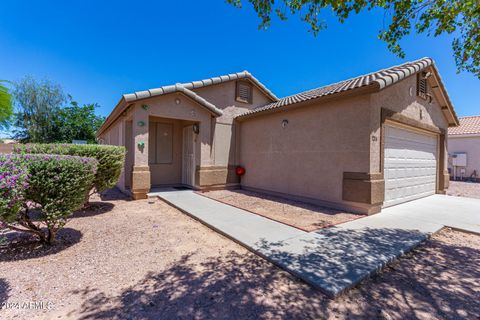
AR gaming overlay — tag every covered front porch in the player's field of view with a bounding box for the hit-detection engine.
[116,89,220,199]
[125,116,200,199]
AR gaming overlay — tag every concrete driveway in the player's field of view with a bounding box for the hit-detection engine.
[343,194,480,234]
[151,189,480,297]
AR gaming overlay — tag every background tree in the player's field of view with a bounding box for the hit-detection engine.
[227,0,480,78]
[12,77,104,143]
[56,100,105,143]
[0,81,13,130]
[12,77,66,142]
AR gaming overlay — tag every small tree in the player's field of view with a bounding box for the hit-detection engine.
[55,101,105,144]
[0,154,97,244]
[12,77,66,143]
[228,0,480,78]
[0,81,13,130]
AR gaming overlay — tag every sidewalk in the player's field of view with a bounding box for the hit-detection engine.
[149,189,480,297]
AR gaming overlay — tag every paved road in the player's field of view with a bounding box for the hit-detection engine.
[150,189,480,297]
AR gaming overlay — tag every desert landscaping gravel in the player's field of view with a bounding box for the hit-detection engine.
[198,189,363,231]
[1,189,479,319]
[447,180,480,199]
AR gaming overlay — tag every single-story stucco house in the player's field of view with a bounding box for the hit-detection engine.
[448,116,480,182]
[97,57,459,214]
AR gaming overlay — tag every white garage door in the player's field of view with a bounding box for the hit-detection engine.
[384,125,437,207]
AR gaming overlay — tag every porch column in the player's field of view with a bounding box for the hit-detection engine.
[131,106,151,199]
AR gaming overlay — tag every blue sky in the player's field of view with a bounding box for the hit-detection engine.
[0,0,478,126]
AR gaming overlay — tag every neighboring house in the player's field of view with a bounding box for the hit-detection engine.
[0,139,17,154]
[98,57,459,214]
[448,116,480,182]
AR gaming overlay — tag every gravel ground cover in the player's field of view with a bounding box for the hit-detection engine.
[0,189,479,319]
[447,180,480,199]
[198,189,363,231]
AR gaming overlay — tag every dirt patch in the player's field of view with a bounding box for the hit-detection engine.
[447,180,480,199]
[0,189,479,319]
[198,189,363,231]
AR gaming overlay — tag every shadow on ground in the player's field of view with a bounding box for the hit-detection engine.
[0,279,10,305]
[71,232,480,320]
[99,188,130,202]
[72,202,115,219]
[0,228,82,262]
[256,227,429,296]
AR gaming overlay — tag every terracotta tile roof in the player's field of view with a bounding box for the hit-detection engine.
[237,58,448,119]
[127,83,223,116]
[123,70,278,103]
[98,70,277,136]
[448,116,480,135]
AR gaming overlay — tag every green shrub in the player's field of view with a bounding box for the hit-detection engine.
[0,153,97,244]
[13,143,125,193]
[0,154,29,223]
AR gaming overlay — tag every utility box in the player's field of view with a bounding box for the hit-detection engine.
[452,152,467,167]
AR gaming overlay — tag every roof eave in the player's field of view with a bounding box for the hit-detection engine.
[429,64,460,127]
[236,84,378,121]
[96,96,128,137]
[96,85,222,138]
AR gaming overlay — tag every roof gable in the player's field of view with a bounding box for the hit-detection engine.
[123,70,277,103]
[97,71,277,136]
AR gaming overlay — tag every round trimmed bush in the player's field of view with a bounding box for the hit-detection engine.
[13,143,125,193]
[0,153,97,243]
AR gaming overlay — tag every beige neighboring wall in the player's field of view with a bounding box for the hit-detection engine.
[0,143,13,154]
[239,94,372,212]
[448,136,480,179]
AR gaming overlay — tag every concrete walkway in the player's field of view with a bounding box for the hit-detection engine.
[149,189,480,297]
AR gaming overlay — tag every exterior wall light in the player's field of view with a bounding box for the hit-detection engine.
[281,119,289,128]
[142,104,149,110]
[137,121,145,127]
[193,123,200,134]
[175,98,181,105]
[137,141,145,149]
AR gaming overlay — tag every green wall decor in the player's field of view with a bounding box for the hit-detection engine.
[137,141,145,148]
[141,104,149,110]
[137,120,145,127]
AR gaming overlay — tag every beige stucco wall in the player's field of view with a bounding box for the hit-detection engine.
[239,94,372,210]
[193,81,274,168]
[448,136,480,179]
[238,73,452,213]
[369,73,449,174]
[99,79,275,192]
[193,80,272,123]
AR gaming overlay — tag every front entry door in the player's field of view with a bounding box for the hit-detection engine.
[182,125,195,187]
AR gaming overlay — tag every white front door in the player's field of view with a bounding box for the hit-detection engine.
[182,125,195,187]
[384,124,438,207]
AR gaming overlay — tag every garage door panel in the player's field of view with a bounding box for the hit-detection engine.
[384,125,437,207]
